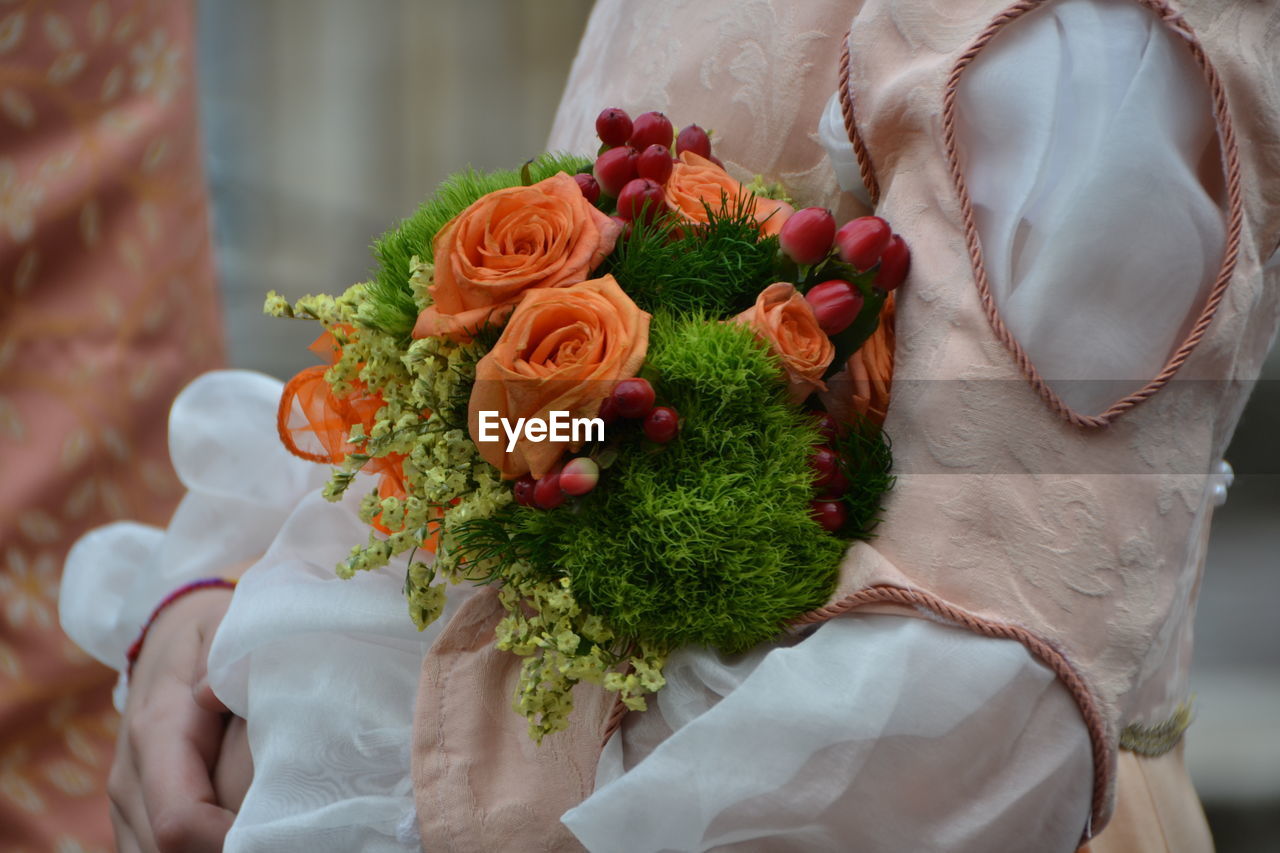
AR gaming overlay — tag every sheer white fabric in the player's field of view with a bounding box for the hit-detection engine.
[822,0,1227,418]
[59,370,325,710]
[954,0,1225,415]
[59,370,1093,851]
[563,615,1091,852]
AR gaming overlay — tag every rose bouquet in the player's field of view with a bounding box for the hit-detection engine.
[266,107,905,740]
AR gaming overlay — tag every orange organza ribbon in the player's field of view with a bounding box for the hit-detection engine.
[278,329,438,545]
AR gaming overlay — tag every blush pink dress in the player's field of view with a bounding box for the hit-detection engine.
[0,1,222,849]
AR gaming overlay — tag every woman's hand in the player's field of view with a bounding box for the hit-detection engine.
[108,587,245,853]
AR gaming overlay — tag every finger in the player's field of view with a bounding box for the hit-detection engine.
[110,730,159,853]
[192,675,229,714]
[135,675,235,853]
[110,799,147,853]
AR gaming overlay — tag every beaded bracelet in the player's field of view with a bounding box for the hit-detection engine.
[124,577,238,680]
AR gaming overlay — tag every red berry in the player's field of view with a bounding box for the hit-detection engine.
[811,411,841,444]
[574,173,600,205]
[643,406,680,443]
[675,124,712,159]
[598,395,621,424]
[616,178,667,224]
[610,215,634,240]
[594,146,638,197]
[560,457,600,496]
[636,144,674,184]
[834,216,892,270]
[596,108,633,147]
[611,377,655,419]
[778,207,837,266]
[873,234,910,291]
[628,111,674,151]
[708,154,726,169]
[817,467,851,499]
[533,470,567,509]
[513,474,537,507]
[809,445,840,487]
[810,500,848,532]
[804,279,864,336]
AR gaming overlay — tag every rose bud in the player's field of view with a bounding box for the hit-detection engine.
[873,234,910,291]
[804,279,864,336]
[675,124,712,159]
[617,177,667,225]
[594,146,638,197]
[778,207,837,266]
[559,456,601,496]
[636,143,674,184]
[628,111,674,151]
[834,216,891,270]
[596,107,633,147]
[574,173,601,205]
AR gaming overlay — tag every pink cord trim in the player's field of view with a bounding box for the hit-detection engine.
[940,0,1244,427]
[839,31,880,206]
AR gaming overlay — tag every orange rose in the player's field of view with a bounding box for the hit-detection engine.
[468,274,649,479]
[733,282,834,404]
[664,151,794,237]
[413,172,622,342]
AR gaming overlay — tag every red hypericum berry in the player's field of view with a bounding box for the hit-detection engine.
[812,411,841,444]
[778,207,837,266]
[708,154,726,169]
[617,178,667,224]
[834,216,892,270]
[598,394,621,424]
[873,234,910,291]
[628,111,674,151]
[636,144,674,184]
[809,445,840,488]
[533,470,567,509]
[594,146,638,197]
[596,107,633,147]
[675,124,712,159]
[559,457,600,496]
[574,173,600,205]
[611,377,656,419]
[513,474,537,507]
[810,500,848,532]
[804,279,864,336]
[643,406,680,443]
[609,215,634,240]
[817,467,851,499]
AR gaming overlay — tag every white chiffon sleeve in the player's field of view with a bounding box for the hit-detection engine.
[58,369,325,709]
[563,616,1092,852]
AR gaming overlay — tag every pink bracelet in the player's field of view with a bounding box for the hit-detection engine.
[125,577,238,680]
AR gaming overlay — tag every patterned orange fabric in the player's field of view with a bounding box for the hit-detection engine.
[0,1,223,850]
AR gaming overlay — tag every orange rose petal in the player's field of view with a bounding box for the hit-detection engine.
[415,172,622,343]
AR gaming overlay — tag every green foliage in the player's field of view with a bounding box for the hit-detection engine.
[487,314,846,654]
[604,198,782,318]
[360,152,593,339]
[834,413,894,539]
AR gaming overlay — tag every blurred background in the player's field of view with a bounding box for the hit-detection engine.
[197,1,1275,849]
